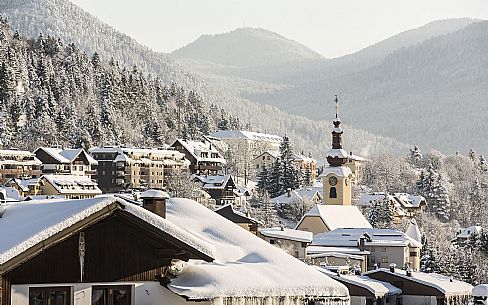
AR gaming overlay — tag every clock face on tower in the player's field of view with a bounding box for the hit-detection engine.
[329,176,338,186]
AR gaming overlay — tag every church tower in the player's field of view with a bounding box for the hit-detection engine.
[321,95,353,205]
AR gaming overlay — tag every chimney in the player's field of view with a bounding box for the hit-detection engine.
[140,189,170,218]
[359,236,366,251]
[389,263,396,273]
[354,267,361,275]
[286,188,291,197]
[406,266,413,277]
[350,151,353,156]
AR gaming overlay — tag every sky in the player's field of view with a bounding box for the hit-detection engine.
[70,0,488,58]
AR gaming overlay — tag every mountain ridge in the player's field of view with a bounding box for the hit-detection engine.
[171,27,325,68]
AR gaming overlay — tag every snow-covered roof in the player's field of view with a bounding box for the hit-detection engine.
[0,196,216,266]
[319,166,353,178]
[0,149,41,165]
[259,227,313,243]
[254,150,280,161]
[393,193,426,208]
[313,228,422,248]
[0,187,22,202]
[457,225,483,239]
[473,284,488,297]
[36,147,70,163]
[364,268,473,296]
[6,178,41,192]
[210,130,283,143]
[347,154,366,162]
[166,198,349,300]
[298,204,371,231]
[194,174,233,190]
[0,149,35,156]
[307,245,368,256]
[271,187,322,205]
[291,153,316,163]
[89,146,186,163]
[405,219,422,243]
[173,139,226,164]
[59,148,98,165]
[41,175,102,195]
[326,149,349,159]
[140,189,170,199]
[359,192,425,211]
[317,269,402,297]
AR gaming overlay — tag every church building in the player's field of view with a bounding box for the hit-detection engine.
[296,96,371,234]
[320,95,354,205]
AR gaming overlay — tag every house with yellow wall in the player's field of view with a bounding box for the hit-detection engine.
[40,174,102,199]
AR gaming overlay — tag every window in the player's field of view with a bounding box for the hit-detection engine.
[382,247,387,252]
[410,251,418,257]
[270,239,275,244]
[301,242,308,248]
[329,187,337,198]
[29,286,71,305]
[381,256,388,263]
[262,156,266,160]
[92,285,131,305]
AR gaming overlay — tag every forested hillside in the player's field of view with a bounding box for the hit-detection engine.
[171,18,488,154]
[0,17,238,149]
[0,0,410,158]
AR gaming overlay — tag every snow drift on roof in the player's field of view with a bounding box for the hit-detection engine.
[0,196,216,265]
[319,166,353,178]
[166,198,349,300]
[317,268,401,297]
[259,227,313,243]
[364,268,473,296]
[299,204,371,231]
[405,219,421,243]
[473,284,488,297]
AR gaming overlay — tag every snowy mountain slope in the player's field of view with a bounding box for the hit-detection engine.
[172,27,324,68]
[171,18,487,153]
[0,0,411,158]
[250,20,488,153]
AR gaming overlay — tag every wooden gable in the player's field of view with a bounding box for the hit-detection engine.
[0,202,213,304]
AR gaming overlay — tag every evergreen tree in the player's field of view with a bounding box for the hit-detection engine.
[268,159,282,198]
[409,145,423,164]
[368,199,382,228]
[257,191,279,228]
[256,164,270,196]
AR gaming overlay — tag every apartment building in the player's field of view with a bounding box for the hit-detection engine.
[89,146,189,193]
[0,149,41,183]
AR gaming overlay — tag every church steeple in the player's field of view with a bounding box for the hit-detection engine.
[326,95,348,167]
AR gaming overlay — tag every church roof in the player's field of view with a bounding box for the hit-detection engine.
[319,166,353,178]
[297,204,371,231]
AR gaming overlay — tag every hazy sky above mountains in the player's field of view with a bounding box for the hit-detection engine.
[70,0,488,58]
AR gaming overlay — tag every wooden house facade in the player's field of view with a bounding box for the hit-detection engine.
[0,197,213,305]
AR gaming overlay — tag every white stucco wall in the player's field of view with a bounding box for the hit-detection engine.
[11,281,211,305]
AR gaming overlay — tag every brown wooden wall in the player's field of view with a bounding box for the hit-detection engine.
[367,271,443,297]
[1,211,182,305]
